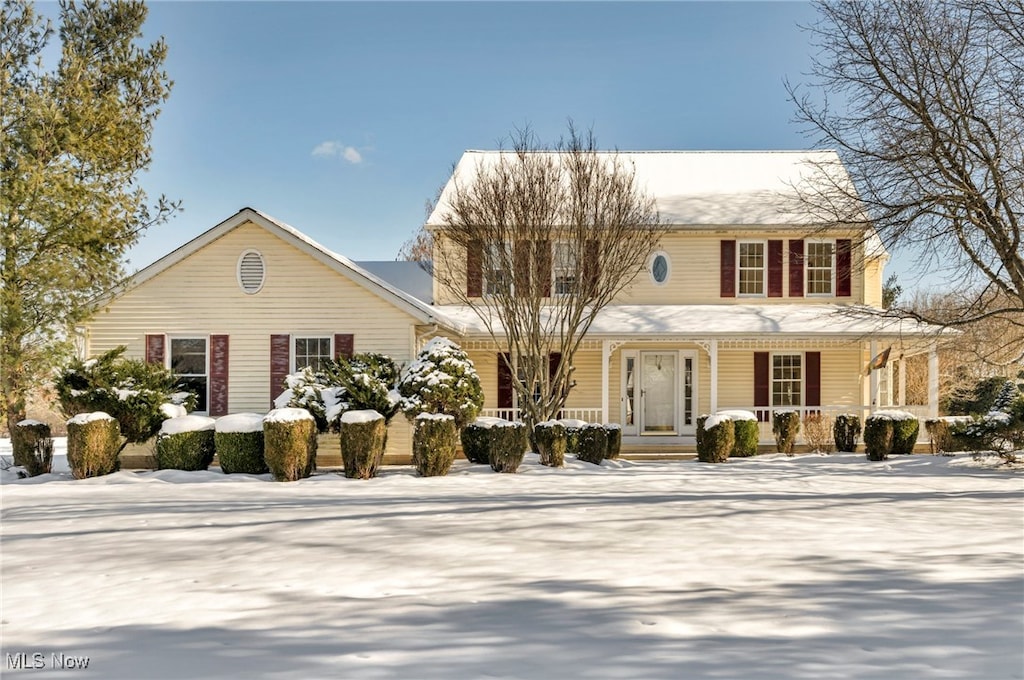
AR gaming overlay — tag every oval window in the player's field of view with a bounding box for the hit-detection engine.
[650,252,670,285]
[237,250,265,294]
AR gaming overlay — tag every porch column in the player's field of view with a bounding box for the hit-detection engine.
[869,340,879,411]
[898,356,907,407]
[709,339,718,413]
[601,340,610,424]
[928,344,939,419]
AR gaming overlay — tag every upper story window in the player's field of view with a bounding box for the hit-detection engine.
[738,241,766,296]
[294,336,332,372]
[649,251,670,285]
[806,240,835,296]
[553,242,578,295]
[484,242,512,296]
[772,353,802,406]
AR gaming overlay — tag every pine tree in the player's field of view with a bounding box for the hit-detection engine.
[0,0,177,434]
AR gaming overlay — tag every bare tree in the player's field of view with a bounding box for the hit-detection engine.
[787,0,1023,328]
[397,227,433,263]
[431,124,664,431]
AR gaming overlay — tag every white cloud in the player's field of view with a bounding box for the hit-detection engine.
[311,140,363,164]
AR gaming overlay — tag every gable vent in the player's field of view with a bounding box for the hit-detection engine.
[237,250,265,294]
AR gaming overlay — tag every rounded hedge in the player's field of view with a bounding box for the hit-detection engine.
[12,420,53,477]
[697,415,734,463]
[534,421,567,467]
[772,411,800,454]
[575,424,608,465]
[863,416,894,461]
[833,414,861,452]
[489,422,527,473]
[340,410,387,479]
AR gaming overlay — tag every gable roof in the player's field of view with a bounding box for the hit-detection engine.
[355,260,434,304]
[427,149,870,228]
[101,208,459,331]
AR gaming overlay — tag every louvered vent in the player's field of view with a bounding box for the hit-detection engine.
[237,250,265,294]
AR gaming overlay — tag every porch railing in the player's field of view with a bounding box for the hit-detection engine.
[478,407,604,424]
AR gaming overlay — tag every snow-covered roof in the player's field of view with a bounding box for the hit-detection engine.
[432,303,948,340]
[355,260,434,303]
[427,150,870,229]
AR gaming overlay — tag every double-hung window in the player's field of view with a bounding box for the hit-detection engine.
[484,242,512,296]
[806,240,835,296]
[170,337,208,413]
[738,241,766,296]
[772,353,802,407]
[553,242,577,296]
[293,337,332,372]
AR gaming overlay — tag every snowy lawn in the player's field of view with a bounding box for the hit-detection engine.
[1,443,1022,680]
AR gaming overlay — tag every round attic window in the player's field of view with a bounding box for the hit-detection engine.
[650,251,670,285]
[237,250,265,294]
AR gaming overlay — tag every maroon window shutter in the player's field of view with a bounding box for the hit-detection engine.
[535,240,551,297]
[270,334,291,407]
[754,351,770,422]
[720,240,736,297]
[497,353,513,409]
[581,240,600,295]
[209,335,229,417]
[334,333,354,360]
[789,239,804,298]
[548,352,562,385]
[836,239,852,297]
[514,241,531,295]
[768,240,783,297]
[805,351,821,408]
[466,240,483,297]
[145,334,165,365]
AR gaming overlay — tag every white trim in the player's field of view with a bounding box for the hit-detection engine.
[737,239,768,297]
[709,339,718,413]
[770,351,804,408]
[290,334,334,373]
[167,335,210,415]
[648,250,671,286]
[236,249,266,295]
[804,238,836,297]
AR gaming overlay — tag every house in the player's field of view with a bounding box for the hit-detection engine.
[425,150,947,446]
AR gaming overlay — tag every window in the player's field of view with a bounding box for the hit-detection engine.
[649,251,670,285]
[738,241,766,296]
[772,353,802,406]
[170,337,208,413]
[484,242,512,296]
[806,240,835,296]
[553,242,578,295]
[294,337,332,372]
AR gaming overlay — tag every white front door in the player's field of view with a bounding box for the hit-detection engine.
[641,352,677,434]
[621,350,697,437]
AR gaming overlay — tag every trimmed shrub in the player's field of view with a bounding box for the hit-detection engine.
[576,424,608,465]
[697,415,734,463]
[559,419,587,453]
[802,413,834,453]
[399,338,484,429]
[66,413,121,479]
[489,421,527,473]
[605,424,623,460]
[863,416,894,461]
[215,413,267,474]
[329,353,402,424]
[413,414,459,477]
[264,408,318,481]
[339,409,386,479]
[718,410,758,457]
[891,418,920,455]
[12,420,53,476]
[461,423,493,464]
[155,415,216,471]
[833,414,861,452]
[772,410,800,455]
[534,421,567,467]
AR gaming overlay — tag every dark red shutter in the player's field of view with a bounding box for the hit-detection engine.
[789,240,804,298]
[549,352,563,419]
[334,334,354,360]
[466,240,483,297]
[497,352,514,412]
[581,240,600,295]
[270,334,291,407]
[720,240,736,297]
[754,351,770,422]
[805,351,821,408]
[836,239,852,297]
[535,240,551,297]
[514,241,531,295]
[768,240,783,297]
[209,335,229,417]
[145,334,165,365]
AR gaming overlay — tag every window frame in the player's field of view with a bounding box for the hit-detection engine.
[649,250,671,286]
[805,238,836,297]
[552,242,578,296]
[771,352,803,408]
[168,335,209,415]
[737,240,768,297]
[483,241,512,297]
[291,335,334,373]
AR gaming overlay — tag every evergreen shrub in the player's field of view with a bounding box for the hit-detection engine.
[772,410,800,454]
[697,415,734,463]
[413,414,459,477]
[575,424,608,465]
[718,410,758,457]
[339,410,386,479]
[214,413,267,474]
[559,419,587,453]
[155,415,216,470]
[264,408,318,481]
[833,414,861,452]
[534,421,567,467]
[605,424,623,460]
[489,421,527,473]
[66,413,121,479]
[461,417,502,464]
[891,417,920,455]
[12,420,53,476]
[399,338,484,429]
[863,415,894,461]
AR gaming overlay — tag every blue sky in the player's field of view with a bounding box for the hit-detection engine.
[45,1,926,289]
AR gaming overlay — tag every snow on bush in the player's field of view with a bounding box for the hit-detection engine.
[488,421,527,473]
[215,415,267,475]
[159,415,215,436]
[697,414,734,463]
[534,421,567,467]
[833,414,861,453]
[160,403,188,420]
[275,367,345,433]
[156,414,217,472]
[412,413,459,477]
[264,412,317,482]
[398,337,483,429]
[66,414,121,478]
[12,420,52,477]
[575,424,608,465]
[340,410,387,479]
[772,411,800,455]
[717,409,757,422]
[215,413,265,434]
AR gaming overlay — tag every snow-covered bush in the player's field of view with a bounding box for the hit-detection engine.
[697,414,734,463]
[772,410,800,455]
[333,354,402,424]
[398,338,483,429]
[12,420,53,477]
[489,421,527,473]
[718,410,758,457]
[559,418,587,454]
[460,419,497,464]
[888,412,920,455]
[215,413,267,474]
[412,413,459,477]
[576,424,608,465]
[833,414,861,453]
[802,413,834,453]
[155,415,216,471]
[863,415,894,461]
[275,367,344,433]
[340,409,387,479]
[56,347,196,446]
[263,408,317,481]
[534,421,566,467]
[66,412,121,478]
[605,423,622,460]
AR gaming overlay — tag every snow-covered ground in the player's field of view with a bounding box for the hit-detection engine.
[2,440,1022,680]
